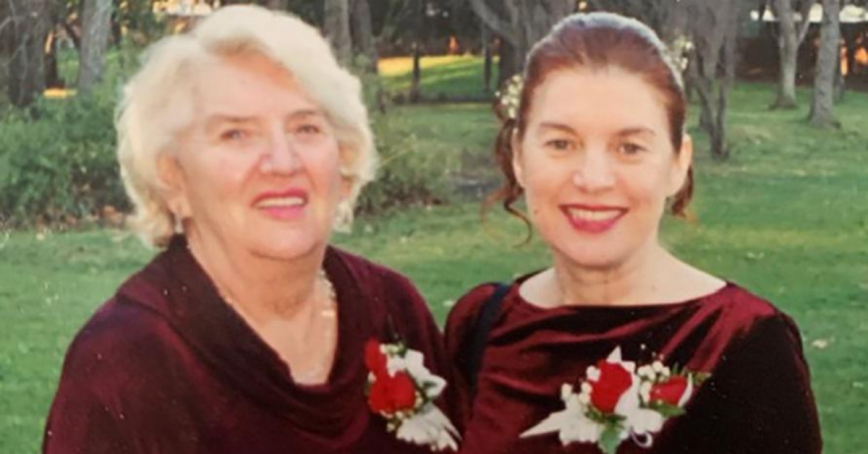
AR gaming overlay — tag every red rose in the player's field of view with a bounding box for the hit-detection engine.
[589,361,634,413]
[368,371,418,414]
[650,375,689,406]
[365,339,388,377]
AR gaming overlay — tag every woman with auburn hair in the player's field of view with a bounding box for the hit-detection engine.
[445,12,821,454]
[43,6,459,453]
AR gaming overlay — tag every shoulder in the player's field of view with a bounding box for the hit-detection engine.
[712,283,799,331]
[328,246,419,298]
[443,281,513,356]
[704,282,808,365]
[59,297,183,391]
[445,283,501,331]
[327,246,437,339]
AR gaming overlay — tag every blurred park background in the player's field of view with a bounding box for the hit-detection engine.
[1,0,867,453]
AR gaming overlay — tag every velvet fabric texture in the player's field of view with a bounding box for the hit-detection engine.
[446,278,821,454]
[44,236,457,454]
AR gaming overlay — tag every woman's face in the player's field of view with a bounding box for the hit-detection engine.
[161,52,347,261]
[514,67,691,270]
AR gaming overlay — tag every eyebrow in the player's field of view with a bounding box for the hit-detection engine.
[536,123,656,138]
[203,109,324,131]
[203,114,256,132]
[615,127,656,137]
[537,122,577,135]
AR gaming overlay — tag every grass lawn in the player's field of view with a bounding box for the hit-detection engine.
[2,57,867,453]
[379,54,498,98]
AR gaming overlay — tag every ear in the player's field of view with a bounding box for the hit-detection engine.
[668,134,693,196]
[511,129,526,188]
[339,174,353,200]
[157,155,192,219]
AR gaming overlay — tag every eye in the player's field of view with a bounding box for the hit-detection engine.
[544,139,574,152]
[296,124,322,135]
[220,129,249,142]
[618,142,646,156]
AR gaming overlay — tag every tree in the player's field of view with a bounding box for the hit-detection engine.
[409,0,424,101]
[324,0,352,65]
[469,0,574,83]
[264,0,287,9]
[78,0,113,95]
[684,0,744,159]
[586,0,680,40]
[769,0,814,109]
[808,0,841,127]
[350,0,378,73]
[7,0,51,108]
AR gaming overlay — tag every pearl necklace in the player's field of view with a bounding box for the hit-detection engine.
[217,269,338,385]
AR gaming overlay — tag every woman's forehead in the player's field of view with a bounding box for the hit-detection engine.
[527,69,669,135]
[191,54,321,119]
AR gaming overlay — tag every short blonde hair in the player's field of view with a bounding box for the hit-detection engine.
[117,5,376,248]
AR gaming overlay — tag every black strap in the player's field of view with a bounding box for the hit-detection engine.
[466,283,509,394]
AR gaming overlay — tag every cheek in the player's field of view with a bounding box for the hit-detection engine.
[195,154,255,198]
[305,141,344,189]
[620,166,672,214]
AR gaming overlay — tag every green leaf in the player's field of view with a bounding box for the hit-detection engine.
[649,401,686,417]
[598,425,623,454]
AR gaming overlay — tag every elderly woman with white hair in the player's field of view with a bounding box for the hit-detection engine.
[43,6,459,454]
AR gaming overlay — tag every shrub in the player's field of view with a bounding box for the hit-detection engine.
[356,115,456,214]
[0,87,126,227]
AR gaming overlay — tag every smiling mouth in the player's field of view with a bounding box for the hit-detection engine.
[561,206,627,233]
[254,196,306,208]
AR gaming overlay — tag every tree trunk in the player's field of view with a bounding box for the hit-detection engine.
[78,0,113,95]
[45,31,62,88]
[482,24,492,92]
[350,0,377,73]
[264,0,287,9]
[808,0,841,128]
[685,0,741,160]
[497,38,519,87]
[842,24,857,79]
[7,0,50,108]
[470,0,573,79]
[323,0,351,65]
[771,0,813,109]
[410,42,421,102]
[833,48,845,103]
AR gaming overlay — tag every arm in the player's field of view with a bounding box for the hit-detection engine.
[43,306,199,454]
[657,314,822,454]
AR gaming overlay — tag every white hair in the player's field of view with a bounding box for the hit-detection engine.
[116,5,376,248]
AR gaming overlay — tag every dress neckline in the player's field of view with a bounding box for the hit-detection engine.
[510,269,735,314]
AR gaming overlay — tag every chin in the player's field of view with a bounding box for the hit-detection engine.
[251,235,326,261]
[553,242,635,271]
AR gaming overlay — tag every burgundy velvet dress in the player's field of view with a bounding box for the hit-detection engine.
[445,277,822,454]
[43,236,458,454]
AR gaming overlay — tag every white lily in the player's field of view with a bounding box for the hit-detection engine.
[521,384,603,445]
[387,348,447,397]
[395,402,460,451]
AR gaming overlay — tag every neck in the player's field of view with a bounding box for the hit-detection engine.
[185,229,327,322]
[551,238,673,307]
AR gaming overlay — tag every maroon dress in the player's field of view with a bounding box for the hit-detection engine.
[43,236,459,454]
[445,277,821,454]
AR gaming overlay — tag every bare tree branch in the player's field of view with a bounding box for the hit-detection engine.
[796,0,814,44]
[469,0,519,45]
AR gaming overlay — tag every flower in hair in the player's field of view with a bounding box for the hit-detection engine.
[495,74,524,121]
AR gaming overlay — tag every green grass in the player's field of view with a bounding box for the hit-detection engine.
[379,54,499,98]
[2,57,868,453]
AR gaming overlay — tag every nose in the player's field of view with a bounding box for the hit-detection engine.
[572,148,615,192]
[260,129,301,175]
